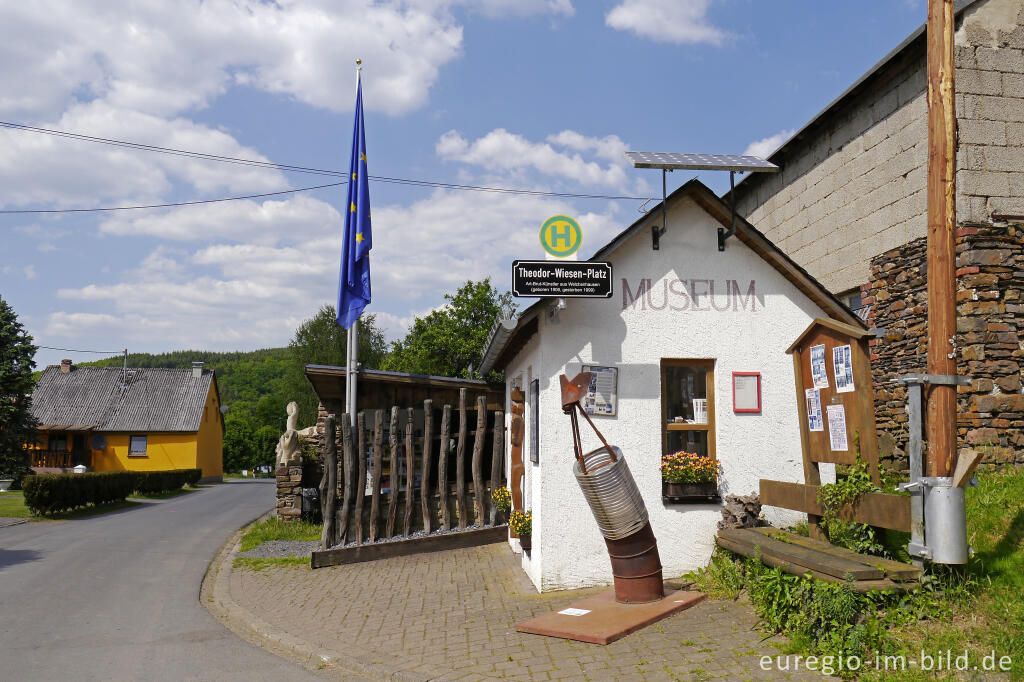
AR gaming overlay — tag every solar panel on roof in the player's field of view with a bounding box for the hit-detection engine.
[624,151,779,173]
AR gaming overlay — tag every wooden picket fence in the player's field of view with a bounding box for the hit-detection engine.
[320,388,505,549]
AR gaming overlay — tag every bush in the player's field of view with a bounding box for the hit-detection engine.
[23,472,135,515]
[184,468,202,487]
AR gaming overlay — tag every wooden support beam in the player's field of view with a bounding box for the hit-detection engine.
[471,395,487,524]
[420,399,433,534]
[355,411,366,545]
[925,0,958,477]
[369,409,383,543]
[759,479,911,532]
[438,404,451,530]
[456,388,468,528]
[386,406,400,538]
[489,410,504,526]
[752,527,920,581]
[404,408,415,536]
[319,415,337,549]
[717,528,884,580]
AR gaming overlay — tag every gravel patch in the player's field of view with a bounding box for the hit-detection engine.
[239,540,320,559]
[324,522,502,551]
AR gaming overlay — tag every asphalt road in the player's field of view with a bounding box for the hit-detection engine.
[0,479,328,681]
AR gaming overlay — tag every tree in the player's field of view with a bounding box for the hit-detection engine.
[382,278,516,380]
[285,306,387,427]
[0,296,37,486]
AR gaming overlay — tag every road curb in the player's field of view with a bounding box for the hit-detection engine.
[200,515,447,682]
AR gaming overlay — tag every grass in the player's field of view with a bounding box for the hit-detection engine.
[858,465,1024,680]
[239,517,321,552]
[691,466,1024,680]
[0,491,31,518]
[233,555,309,570]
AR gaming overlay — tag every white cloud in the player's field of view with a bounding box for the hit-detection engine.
[437,128,631,187]
[23,265,36,280]
[742,129,795,160]
[98,194,341,244]
[605,0,728,46]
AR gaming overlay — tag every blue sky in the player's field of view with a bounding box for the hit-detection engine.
[0,0,927,368]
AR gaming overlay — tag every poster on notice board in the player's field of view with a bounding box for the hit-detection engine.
[810,344,830,389]
[826,404,849,451]
[832,345,855,393]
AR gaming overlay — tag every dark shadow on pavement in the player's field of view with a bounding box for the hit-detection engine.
[0,548,42,571]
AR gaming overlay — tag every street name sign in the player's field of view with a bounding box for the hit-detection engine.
[512,260,613,298]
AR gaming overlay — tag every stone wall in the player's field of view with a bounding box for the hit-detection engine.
[733,0,1024,295]
[867,221,1024,469]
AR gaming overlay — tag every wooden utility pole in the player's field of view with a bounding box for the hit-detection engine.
[925,0,958,477]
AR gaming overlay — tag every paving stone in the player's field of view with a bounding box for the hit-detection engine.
[227,543,818,680]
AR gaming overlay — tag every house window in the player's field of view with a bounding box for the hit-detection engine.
[839,288,870,321]
[661,360,716,460]
[129,435,148,457]
[51,434,67,451]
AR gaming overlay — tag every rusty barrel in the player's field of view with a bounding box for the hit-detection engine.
[573,446,663,603]
[605,522,664,603]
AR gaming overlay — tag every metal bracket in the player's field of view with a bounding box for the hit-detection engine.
[897,373,972,387]
[652,223,666,250]
[718,171,738,252]
[653,168,669,250]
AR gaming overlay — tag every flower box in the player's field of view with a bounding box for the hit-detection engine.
[661,480,719,503]
[519,534,532,552]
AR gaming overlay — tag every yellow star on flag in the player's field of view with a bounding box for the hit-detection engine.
[350,202,357,213]
[351,172,357,181]
[356,232,364,243]
[359,152,366,162]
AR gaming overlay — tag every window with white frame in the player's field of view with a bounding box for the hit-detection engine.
[128,435,148,457]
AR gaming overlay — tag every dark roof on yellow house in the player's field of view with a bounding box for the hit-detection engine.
[31,365,216,432]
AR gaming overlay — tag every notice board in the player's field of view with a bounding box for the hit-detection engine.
[787,318,879,479]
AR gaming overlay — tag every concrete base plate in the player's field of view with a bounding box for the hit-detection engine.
[515,588,705,645]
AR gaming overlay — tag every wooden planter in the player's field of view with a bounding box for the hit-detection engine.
[662,480,719,503]
[519,534,532,552]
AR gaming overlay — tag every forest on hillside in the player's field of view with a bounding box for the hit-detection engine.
[70,279,514,473]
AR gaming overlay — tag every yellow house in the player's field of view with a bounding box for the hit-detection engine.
[30,359,224,482]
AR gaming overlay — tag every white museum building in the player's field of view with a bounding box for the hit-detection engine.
[479,178,865,592]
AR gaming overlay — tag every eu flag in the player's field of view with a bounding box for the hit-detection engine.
[337,75,372,329]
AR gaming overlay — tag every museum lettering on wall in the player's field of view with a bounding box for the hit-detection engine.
[621,278,758,312]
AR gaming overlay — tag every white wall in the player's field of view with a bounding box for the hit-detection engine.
[504,196,823,592]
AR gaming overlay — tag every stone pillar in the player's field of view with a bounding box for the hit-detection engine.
[276,464,304,521]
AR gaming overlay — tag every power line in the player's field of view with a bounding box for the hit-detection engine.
[0,119,656,214]
[0,120,345,178]
[0,182,347,214]
[37,345,123,354]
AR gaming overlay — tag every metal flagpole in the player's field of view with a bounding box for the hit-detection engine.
[345,60,363,424]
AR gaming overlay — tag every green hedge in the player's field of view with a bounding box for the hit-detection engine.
[23,472,136,515]
[133,469,201,494]
[22,468,203,515]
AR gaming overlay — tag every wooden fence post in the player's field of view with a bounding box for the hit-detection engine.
[456,388,468,528]
[471,395,486,524]
[404,407,415,536]
[338,415,355,544]
[319,415,337,549]
[370,410,383,543]
[386,406,400,538]
[439,404,451,530]
[489,410,504,526]
[421,399,433,534]
[355,411,366,545]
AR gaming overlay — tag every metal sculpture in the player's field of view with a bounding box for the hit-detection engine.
[561,372,664,603]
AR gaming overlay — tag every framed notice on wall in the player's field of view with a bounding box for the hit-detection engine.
[732,372,761,413]
[582,364,618,416]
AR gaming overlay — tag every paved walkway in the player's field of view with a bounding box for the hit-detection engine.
[210,538,818,681]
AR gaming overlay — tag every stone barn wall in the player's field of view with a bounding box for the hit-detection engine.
[867,222,1024,469]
